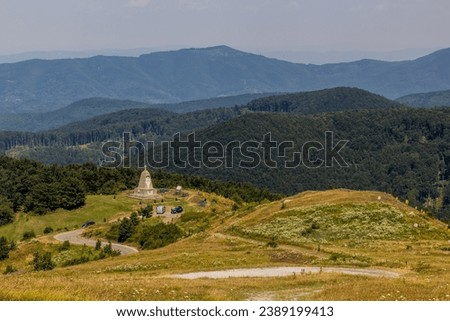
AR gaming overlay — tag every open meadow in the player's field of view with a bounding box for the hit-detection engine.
[0,189,449,301]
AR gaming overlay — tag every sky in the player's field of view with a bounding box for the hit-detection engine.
[1,0,450,63]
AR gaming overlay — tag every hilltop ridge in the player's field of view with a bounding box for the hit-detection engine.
[1,46,450,113]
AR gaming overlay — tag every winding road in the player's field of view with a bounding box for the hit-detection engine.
[54,229,138,255]
[172,266,400,279]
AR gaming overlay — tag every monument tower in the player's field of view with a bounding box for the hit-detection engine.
[129,166,160,199]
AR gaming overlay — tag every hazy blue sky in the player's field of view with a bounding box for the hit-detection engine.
[1,0,450,60]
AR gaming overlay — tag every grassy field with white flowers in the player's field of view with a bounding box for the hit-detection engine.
[0,189,449,301]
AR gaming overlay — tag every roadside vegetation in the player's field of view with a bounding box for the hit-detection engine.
[0,188,449,300]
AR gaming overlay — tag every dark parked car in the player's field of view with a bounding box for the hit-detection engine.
[171,206,183,214]
[82,220,95,228]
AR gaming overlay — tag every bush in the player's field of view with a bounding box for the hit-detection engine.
[33,251,55,271]
[0,202,14,226]
[139,205,153,218]
[266,236,278,248]
[61,256,90,267]
[43,226,54,234]
[103,241,120,256]
[0,236,11,261]
[22,230,36,240]
[139,223,184,250]
[118,218,134,243]
[59,240,71,251]
[3,265,17,275]
[95,239,102,251]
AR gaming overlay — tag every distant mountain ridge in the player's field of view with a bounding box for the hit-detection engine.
[1,45,450,113]
[396,89,450,107]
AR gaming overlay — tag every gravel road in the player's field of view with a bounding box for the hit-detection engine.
[172,266,400,279]
[54,229,138,255]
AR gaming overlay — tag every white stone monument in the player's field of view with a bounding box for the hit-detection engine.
[129,166,161,200]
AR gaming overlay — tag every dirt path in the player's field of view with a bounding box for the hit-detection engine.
[54,229,138,255]
[171,266,400,279]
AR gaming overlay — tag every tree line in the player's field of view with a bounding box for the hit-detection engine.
[0,156,281,226]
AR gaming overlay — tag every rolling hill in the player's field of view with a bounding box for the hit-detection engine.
[396,89,450,107]
[0,98,154,132]
[1,46,450,113]
[0,93,276,132]
[0,187,449,300]
[247,87,405,113]
[232,189,447,244]
[181,108,450,221]
[0,89,448,222]
[0,87,401,152]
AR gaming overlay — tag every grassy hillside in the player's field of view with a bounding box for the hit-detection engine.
[0,195,140,241]
[231,190,447,244]
[0,189,449,301]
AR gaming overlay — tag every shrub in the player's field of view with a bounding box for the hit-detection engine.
[43,226,54,234]
[139,223,184,250]
[3,265,17,275]
[22,230,36,240]
[0,202,14,226]
[61,256,90,267]
[33,251,55,271]
[106,224,120,241]
[103,241,120,256]
[59,240,71,251]
[95,239,102,251]
[266,236,279,248]
[130,212,140,227]
[414,261,431,272]
[0,237,10,261]
[118,218,135,243]
[139,205,153,218]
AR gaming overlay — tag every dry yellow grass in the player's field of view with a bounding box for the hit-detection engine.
[0,189,449,301]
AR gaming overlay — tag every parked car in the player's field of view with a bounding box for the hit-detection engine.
[82,220,95,228]
[171,206,183,214]
[156,205,166,215]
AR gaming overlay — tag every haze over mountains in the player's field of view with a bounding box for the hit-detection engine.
[397,89,450,107]
[1,45,450,113]
[0,87,404,135]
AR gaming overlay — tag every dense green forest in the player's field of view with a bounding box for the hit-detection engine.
[247,87,405,113]
[168,108,449,222]
[0,88,402,159]
[0,156,280,226]
[0,106,245,156]
[1,89,449,222]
